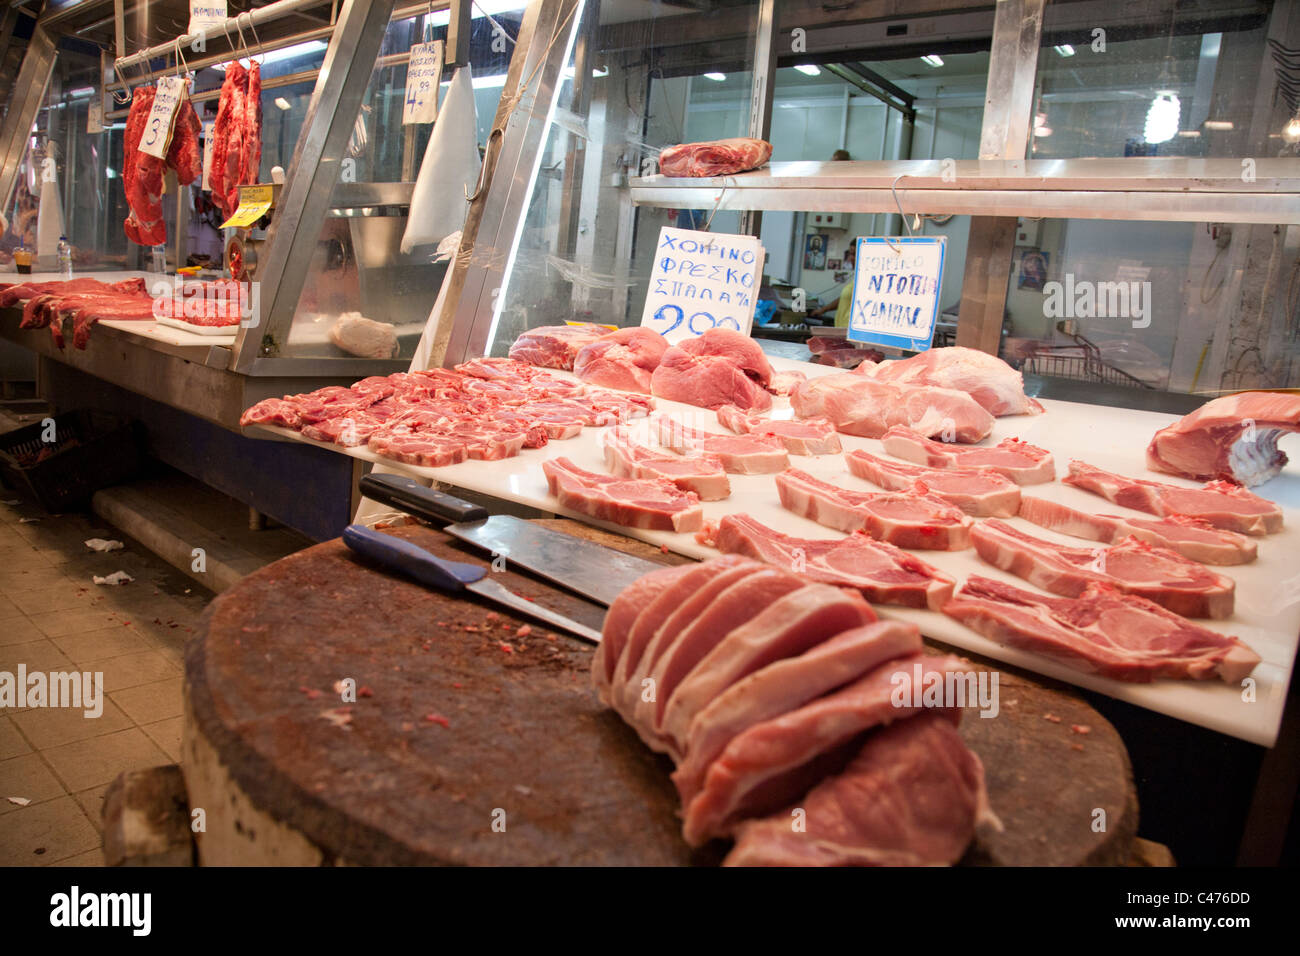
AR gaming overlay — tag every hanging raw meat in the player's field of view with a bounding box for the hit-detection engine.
[123,86,167,246]
[167,98,204,186]
[241,62,263,192]
[209,62,247,219]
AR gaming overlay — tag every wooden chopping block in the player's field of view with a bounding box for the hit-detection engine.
[183,521,1136,866]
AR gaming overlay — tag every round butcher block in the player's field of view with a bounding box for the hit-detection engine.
[183,520,1138,866]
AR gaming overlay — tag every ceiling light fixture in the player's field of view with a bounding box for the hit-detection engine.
[1054,44,1076,57]
[1203,120,1234,131]
[703,72,727,81]
[1282,109,1300,144]
[921,54,944,68]
[794,64,821,76]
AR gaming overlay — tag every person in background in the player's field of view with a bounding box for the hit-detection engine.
[810,284,855,328]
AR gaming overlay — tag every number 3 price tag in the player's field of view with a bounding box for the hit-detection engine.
[403,41,445,125]
[139,75,187,160]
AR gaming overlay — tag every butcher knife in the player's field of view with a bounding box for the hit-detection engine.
[342,524,603,645]
[359,474,663,606]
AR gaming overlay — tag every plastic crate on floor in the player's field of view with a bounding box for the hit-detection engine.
[0,410,143,513]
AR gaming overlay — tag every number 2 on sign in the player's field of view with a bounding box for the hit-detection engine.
[651,305,741,336]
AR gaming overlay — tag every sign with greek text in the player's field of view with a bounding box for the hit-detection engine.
[847,236,946,351]
[640,226,763,343]
[189,1,227,36]
[403,41,445,125]
[139,75,187,160]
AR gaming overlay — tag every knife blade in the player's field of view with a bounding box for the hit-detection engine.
[342,524,603,645]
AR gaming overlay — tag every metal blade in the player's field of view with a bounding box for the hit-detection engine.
[467,577,603,645]
[445,515,663,607]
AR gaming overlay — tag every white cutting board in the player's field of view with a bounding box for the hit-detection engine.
[254,356,1300,746]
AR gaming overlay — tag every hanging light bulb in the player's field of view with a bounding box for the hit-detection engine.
[1283,109,1300,144]
[1145,91,1180,144]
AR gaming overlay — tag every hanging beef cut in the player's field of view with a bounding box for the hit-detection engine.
[123,86,167,246]
[241,62,263,195]
[209,63,248,219]
[167,98,204,186]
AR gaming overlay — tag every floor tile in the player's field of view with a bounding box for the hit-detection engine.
[0,716,32,759]
[73,783,111,833]
[0,594,24,619]
[0,753,66,812]
[111,678,183,726]
[0,638,75,675]
[50,627,151,665]
[28,607,126,639]
[47,848,104,866]
[141,716,183,763]
[7,585,96,616]
[0,615,45,647]
[0,796,99,866]
[11,698,132,749]
[41,728,171,793]
[0,566,73,593]
[96,650,182,693]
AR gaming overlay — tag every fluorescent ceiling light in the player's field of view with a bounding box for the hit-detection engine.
[703,72,727,81]
[1203,120,1233,131]
[794,64,820,76]
[1177,129,1201,138]
[1144,92,1180,144]
[213,40,327,71]
[442,73,508,90]
[921,55,943,68]
[422,1,525,28]
[274,97,292,110]
[1053,44,1075,57]
[68,86,94,98]
[1283,113,1300,144]
[561,65,608,79]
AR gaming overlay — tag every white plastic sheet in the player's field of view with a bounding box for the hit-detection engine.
[399,66,481,254]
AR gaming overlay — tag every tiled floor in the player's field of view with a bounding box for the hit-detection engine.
[0,496,213,866]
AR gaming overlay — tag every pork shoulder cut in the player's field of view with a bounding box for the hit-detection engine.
[1146,391,1300,487]
[658,137,772,178]
[507,323,610,370]
[651,328,773,412]
[845,448,1021,517]
[572,326,669,393]
[881,426,1055,484]
[854,346,1043,416]
[791,374,995,442]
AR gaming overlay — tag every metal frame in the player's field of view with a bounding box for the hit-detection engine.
[0,25,57,215]
[737,0,776,238]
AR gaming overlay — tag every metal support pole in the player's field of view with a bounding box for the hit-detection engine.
[738,0,777,239]
[447,0,472,67]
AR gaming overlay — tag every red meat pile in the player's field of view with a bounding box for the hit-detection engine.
[123,87,203,246]
[209,62,263,220]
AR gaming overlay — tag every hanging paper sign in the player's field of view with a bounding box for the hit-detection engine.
[220,183,274,229]
[189,1,228,36]
[639,226,763,343]
[139,75,187,160]
[403,41,445,125]
[847,236,946,352]
[87,95,104,134]
[201,120,215,190]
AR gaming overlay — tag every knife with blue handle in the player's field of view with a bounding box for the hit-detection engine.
[342,524,603,645]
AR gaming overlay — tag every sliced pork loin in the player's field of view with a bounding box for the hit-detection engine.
[681,652,967,846]
[541,457,703,533]
[881,426,1056,485]
[572,326,669,394]
[776,468,973,550]
[725,712,992,866]
[854,346,1043,417]
[791,374,995,442]
[707,513,955,610]
[1017,496,1258,566]
[846,448,1021,517]
[654,416,788,474]
[1146,391,1300,487]
[944,575,1260,683]
[507,322,609,370]
[1064,460,1283,535]
[651,328,774,412]
[971,518,1235,619]
[593,562,699,703]
[716,404,842,455]
[602,427,730,500]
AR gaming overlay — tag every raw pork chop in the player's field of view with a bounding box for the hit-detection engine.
[775,468,973,550]
[593,563,698,699]
[725,713,991,866]
[572,326,669,393]
[791,374,995,442]
[845,448,1021,517]
[707,513,955,610]
[1017,496,1258,566]
[507,323,609,370]
[944,575,1259,683]
[970,518,1235,619]
[854,346,1043,416]
[651,329,773,412]
[881,426,1055,485]
[602,428,730,500]
[1146,391,1300,487]
[654,416,788,473]
[542,457,703,532]
[658,137,772,178]
[681,652,965,845]
[672,621,923,807]
[1064,461,1283,535]
[716,404,842,455]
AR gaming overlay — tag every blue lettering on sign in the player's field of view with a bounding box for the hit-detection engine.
[688,311,716,334]
[715,315,740,330]
[652,303,684,333]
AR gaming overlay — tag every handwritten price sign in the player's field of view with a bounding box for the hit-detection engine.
[403,41,445,125]
[139,75,187,160]
[847,236,946,352]
[639,226,764,343]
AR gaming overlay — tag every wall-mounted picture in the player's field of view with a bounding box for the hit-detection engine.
[804,233,829,271]
[826,258,842,271]
[843,243,856,269]
[1018,249,1049,291]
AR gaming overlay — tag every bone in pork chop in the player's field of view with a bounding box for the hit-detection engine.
[881,426,1055,484]
[716,404,842,455]
[542,457,703,533]
[845,448,1021,517]
[602,427,730,500]
[654,416,788,473]
[1146,391,1300,487]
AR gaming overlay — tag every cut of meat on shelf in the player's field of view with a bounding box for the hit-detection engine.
[704,513,956,610]
[572,326,669,394]
[7,277,147,313]
[1017,496,1258,566]
[658,137,772,178]
[944,575,1260,684]
[1146,391,1300,488]
[654,416,788,474]
[845,448,1021,518]
[790,374,995,442]
[809,340,885,369]
[651,328,774,412]
[880,426,1056,485]
[508,322,611,371]
[776,468,974,550]
[1064,461,1283,536]
[767,370,807,396]
[724,712,995,866]
[542,457,703,533]
[970,518,1235,619]
[854,346,1044,417]
[602,427,730,501]
[716,404,842,455]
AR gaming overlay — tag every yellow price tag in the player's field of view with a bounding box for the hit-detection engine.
[220,185,275,229]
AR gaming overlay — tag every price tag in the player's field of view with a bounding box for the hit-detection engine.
[201,120,215,190]
[87,95,104,134]
[846,236,947,352]
[402,41,444,125]
[139,75,187,160]
[220,183,274,229]
[188,0,228,36]
[639,226,764,343]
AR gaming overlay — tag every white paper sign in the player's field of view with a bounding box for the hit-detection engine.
[189,1,228,36]
[87,95,104,134]
[403,41,445,125]
[201,120,215,190]
[846,236,947,352]
[139,75,187,160]
[640,226,763,343]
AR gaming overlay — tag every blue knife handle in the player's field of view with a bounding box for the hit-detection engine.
[343,525,487,591]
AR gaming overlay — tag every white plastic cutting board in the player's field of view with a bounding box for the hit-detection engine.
[254,356,1300,746]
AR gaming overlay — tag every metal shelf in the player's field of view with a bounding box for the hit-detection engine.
[629,158,1300,225]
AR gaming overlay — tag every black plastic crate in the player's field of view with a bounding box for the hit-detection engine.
[0,410,143,513]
